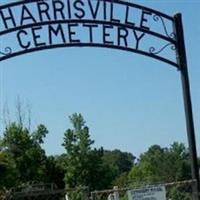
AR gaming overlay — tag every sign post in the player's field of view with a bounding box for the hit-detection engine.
[173,13,200,200]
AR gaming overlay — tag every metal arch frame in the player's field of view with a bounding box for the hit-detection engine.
[0,42,177,66]
[0,0,177,65]
[0,1,199,199]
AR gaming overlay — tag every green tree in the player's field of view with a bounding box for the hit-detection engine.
[129,145,167,184]
[128,142,191,199]
[63,113,109,190]
[45,155,65,189]
[0,151,16,190]
[102,149,135,186]
[0,122,48,187]
[129,143,191,184]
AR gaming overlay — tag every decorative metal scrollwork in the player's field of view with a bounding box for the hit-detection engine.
[148,14,176,56]
[153,14,176,40]
[0,47,12,56]
[149,43,176,55]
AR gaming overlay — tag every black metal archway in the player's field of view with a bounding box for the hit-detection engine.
[1,0,177,66]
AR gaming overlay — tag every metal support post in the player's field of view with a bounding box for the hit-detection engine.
[173,13,200,200]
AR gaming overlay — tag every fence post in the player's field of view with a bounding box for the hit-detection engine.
[113,186,119,200]
[90,192,96,200]
[108,186,120,200]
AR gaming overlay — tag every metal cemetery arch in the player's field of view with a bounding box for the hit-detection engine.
[0,0,199,199]
[0,0,177,65]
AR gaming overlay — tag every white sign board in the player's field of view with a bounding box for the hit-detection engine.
[127,186,166,200]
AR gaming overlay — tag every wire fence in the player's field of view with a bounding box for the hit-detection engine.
[0,180,198,200]
[90,179,196,200]
[0,186,89,200]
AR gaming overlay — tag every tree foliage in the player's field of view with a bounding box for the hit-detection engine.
[129,143,191,185]
[63,113,109,190]
[44,155,65,189]
[128,142,191,199]
[0,112,195,200]
[102,149,135,186]
[0,122,51,188]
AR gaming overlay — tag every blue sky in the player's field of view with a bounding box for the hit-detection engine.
[0,0,200,157]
